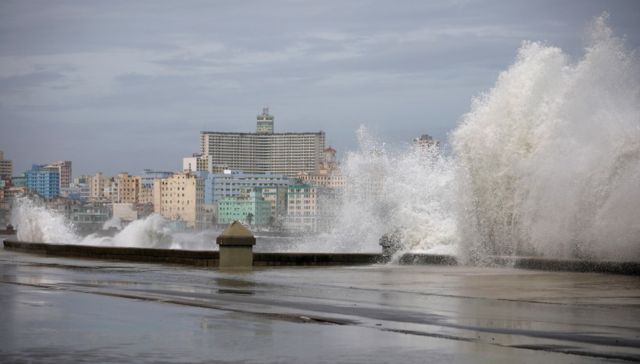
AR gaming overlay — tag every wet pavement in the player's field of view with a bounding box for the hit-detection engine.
[1,247,639,363]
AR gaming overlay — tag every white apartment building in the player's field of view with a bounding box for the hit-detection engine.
[199,109,325,178]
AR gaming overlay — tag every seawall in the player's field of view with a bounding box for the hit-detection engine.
[3,240,639,274]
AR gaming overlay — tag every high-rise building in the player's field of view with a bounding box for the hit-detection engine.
[0,151,12,180]
[26,164,60,199]
[48,161,72,190]
[200,109,325,177]
[153,172,205,229]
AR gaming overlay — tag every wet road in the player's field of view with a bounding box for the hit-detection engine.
[1,247,639,363]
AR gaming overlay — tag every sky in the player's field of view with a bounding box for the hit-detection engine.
[0,0,639,176]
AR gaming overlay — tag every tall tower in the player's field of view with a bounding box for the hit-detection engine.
[256,107,274,134]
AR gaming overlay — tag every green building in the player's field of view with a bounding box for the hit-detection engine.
[217,191,272,226]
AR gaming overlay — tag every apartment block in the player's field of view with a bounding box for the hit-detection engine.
[26,164,60,199]
[153,172,205,229]
[199,109,325,178]
[217,191,272,226]
[0,151,12,180]
[88,172,111,202]
[285,184,318,232]
[49,160,72,190]
[114,172,140,203]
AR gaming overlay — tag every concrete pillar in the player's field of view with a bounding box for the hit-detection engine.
[216,221,256,269]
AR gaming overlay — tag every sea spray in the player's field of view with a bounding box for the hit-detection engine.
[453,14,640,262]
[10,196,179,249]
[313,126,459,255]
[8,15,639,263]
[11,197,79,244]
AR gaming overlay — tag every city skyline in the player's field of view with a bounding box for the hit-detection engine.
[1,1,639,176]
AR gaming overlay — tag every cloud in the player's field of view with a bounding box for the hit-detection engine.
[0,0,639,175]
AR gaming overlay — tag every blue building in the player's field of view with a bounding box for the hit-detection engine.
[26,164,60,199]
[201,170,290,205]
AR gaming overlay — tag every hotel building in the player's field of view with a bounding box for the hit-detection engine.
[199,108,325,178]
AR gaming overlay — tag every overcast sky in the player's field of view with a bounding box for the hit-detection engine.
[1,0,639,176]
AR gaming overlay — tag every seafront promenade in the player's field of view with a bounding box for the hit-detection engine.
[1,243,639,363]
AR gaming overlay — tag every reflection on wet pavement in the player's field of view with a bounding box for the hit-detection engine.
[1,248,639,363]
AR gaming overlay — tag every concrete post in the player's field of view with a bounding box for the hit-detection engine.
[216,221,256,269]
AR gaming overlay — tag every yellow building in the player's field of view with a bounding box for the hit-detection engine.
[153,172,204,229]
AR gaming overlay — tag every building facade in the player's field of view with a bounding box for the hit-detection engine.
[202,170,290,205]
[0,151,12,180]
[285,184,318,232]
[255,107,274,134]
[139,169,174,204]
[217,191,272,226]
[296,147,345,188]
[49,160,72,190]
[88,172,111,202]
[113,172,140,204]
[256,186,289,226]
[26,164,60,199]
[199,110,325,177]
[153,172,205,229]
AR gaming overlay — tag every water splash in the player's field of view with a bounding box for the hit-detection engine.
[12,197,79,244]
[317,126,459,255]
[7,15,640,263]
[11,196,180,249]
[452,14,640,263]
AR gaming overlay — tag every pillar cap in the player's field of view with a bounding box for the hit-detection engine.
[216,221,256,246]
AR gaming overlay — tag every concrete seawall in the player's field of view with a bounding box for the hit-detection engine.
[3,240,639,274]
[2,240,382,267]
[3,240,219,266]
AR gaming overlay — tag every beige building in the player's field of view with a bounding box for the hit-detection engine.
[153,172,205,229]
[0,151,12,180]
[199,109,325,178]
[138,184,154,204]
[113,172,140,203]
[48,161,72,189]
[182,154,227,173]
[296,147,345,189]
[88,172,111,202]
